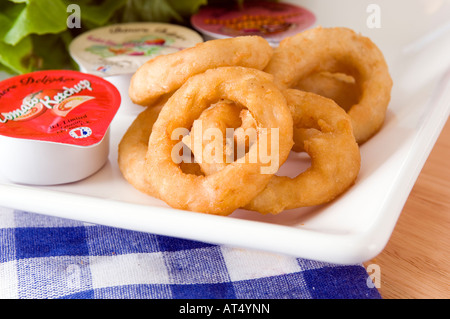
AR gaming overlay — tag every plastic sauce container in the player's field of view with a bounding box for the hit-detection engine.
[0,70,121,185]
[191,1,316,47]
[69,22,204,77]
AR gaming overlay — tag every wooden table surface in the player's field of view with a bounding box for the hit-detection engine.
[364,117,450,299]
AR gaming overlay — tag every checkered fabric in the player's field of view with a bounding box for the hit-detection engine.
[0,207,381,299]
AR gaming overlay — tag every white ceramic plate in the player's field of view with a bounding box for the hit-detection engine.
[1,0,449,264]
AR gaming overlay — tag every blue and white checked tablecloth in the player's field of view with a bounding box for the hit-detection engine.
[0,206,381,299]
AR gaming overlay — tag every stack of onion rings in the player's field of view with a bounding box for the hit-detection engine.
[119,27,392,216]
[143,66,293,215]
[186,89,360,214]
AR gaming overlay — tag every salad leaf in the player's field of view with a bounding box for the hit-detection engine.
[167,0,208,18]
[61,0,129,29]
[119,0,184,23]
[3,0,67,46]
[0,37,33,74]
[0,3,34,74]
[30,31,76,71]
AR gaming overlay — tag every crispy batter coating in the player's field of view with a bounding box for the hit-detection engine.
[182,100,256,176]
[264,27,392,144]
[245,90,361,214]
[119,27,393,216]
[129,36,274,107]
[295,72,361,112]
[186,89,361,214]
[144,66,293,215]
[118,104,163,197]
[118,99,202,198]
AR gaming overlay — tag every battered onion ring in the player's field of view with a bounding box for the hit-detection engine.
[295,72,361,112]
[245,89,361,214]
[118,101,203,198]
[188,89,361,215]
[129,36,274,106]
[264,27,393,144]
[144,66,293,215]
[118,104,163,197]
[182,100,256,176]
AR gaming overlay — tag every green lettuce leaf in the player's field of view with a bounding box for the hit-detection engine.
[168,0,208,17]
[0,37,33,74]
[4,0,68,46]
[119,0,184,23]
[61,0,129,29]
[0,3,33,74]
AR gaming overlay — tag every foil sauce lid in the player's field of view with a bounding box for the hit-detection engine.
[0,70,121,185]
[190,1,316,46]
[69,22,204,77]
[0,70,120,146]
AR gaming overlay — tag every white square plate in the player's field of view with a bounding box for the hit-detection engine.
[1,0,449,264]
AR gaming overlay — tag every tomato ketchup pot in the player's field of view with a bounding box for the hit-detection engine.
[0,70,121,185]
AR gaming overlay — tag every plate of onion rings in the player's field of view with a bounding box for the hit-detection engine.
[1,0,450,264]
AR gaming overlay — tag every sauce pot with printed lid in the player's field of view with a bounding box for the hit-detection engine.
[0,70,121,185]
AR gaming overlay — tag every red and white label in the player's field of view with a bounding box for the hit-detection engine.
[0,70,121,146]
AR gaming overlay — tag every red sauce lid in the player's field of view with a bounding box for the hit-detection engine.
[0,70,121,147]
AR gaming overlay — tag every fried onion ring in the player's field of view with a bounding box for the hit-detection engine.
[187,89,361,214]
[182,100,257,176]
[129,36,274,106]
[245,89,361,214]
[294,72,361,112]
[118,104,163,197]
[264,27,393,144]
[144,66,293,215]
[118,100,202,198]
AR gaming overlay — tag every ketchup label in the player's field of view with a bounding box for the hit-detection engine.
[0,70,121,146]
